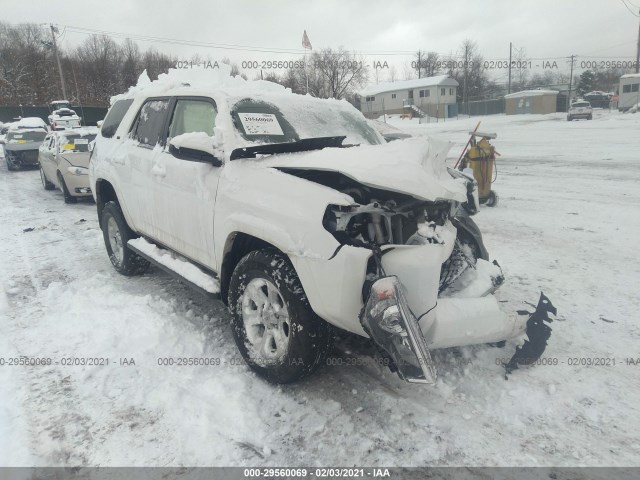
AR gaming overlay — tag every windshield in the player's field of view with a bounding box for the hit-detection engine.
[7,130,47,142]
[229,96,382,149]
[59,133,97,152]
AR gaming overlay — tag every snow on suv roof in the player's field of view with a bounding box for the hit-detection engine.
[111,63,287,105]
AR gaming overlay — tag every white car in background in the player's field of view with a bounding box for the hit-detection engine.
[567,100,593,121]
[90,69,554,385]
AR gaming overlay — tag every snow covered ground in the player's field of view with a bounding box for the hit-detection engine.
[1,109,639,467]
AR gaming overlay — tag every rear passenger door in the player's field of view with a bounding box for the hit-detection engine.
[148,96,221,268]
[126,97,172,237]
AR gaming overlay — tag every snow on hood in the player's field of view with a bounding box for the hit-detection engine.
[250,136,467,203]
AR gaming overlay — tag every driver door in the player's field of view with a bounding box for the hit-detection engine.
[148,96,222,269]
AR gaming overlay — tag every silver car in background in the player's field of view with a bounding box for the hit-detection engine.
[39,128,98,203]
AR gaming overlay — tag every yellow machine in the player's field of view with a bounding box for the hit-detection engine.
[457,125,499,207]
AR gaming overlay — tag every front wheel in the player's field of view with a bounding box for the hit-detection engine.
[228,249,333,383]
[57,172,77,204]
[40,166,55,190]
[101,201,150,276]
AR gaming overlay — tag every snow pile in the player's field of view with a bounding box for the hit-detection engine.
[15,117,48,130]
[112,65,286,105]
[128,238,220,294]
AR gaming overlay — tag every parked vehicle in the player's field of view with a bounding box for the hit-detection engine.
[90,71,554,384]
[4,119,48,170]
[48,108,82,130]
[567,100,593,121]
[39,128,97,203]
[584,91,611,109]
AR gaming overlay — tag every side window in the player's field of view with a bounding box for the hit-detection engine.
[167,99,217,141]
[632,84,639,93]
[132,99,171,147]
[101,99,134,138]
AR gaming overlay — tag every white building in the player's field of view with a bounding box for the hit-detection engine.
[618,73,640,111]
[359,75,459,119]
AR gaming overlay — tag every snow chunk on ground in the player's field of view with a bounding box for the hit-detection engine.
[128,238,220,294]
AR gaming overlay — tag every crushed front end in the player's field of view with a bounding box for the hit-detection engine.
[318,172,554,384]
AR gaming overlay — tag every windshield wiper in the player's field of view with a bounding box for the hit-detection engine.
[230,136,348,160]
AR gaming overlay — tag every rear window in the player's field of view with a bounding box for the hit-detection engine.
[59,133,98,152]
[7,131,47,142]
[101,99,134,138]
[572,102,590,108]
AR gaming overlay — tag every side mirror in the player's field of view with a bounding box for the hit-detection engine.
[96,120,104,128]
[168,135,223,167]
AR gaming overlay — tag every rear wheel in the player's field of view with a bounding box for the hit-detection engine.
[228,249,333,383]
[40,166,55,190]
[101,201,150,276]
[57,172,77,204]
[588,115,593,120]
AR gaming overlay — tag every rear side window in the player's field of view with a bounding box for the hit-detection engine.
[132,99,171,147]
[101,99,134,138]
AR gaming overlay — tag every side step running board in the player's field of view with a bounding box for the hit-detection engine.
[128,238,221,300]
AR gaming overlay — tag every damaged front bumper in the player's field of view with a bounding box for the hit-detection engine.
[359,239,555,384]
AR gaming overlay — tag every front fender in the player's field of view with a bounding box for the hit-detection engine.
[213,162,353,269]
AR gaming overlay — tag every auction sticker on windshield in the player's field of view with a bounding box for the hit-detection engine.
[238,113,284,136]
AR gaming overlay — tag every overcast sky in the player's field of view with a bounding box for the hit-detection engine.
[3,0,639,83]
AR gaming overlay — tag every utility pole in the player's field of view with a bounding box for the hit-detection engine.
[567,54,576,111]
[417,50,422,79]
[463,43,469,116]
[50,24,67,100]
[508,42,512,94]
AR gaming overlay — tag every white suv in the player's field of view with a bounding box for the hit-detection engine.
[567,100,593,121]
[90,70,554,384]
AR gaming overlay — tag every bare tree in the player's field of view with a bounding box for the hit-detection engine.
[311,47,368,99]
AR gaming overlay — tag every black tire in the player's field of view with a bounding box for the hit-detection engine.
[567,116,572,121]
[588,115,592,120]
[57,172,77,204]
[486,190,499,207]
[101,201,150,276]
[228,249,333,384]
[40,166,55,190]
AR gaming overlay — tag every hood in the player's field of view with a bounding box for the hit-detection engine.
[59,151,91,168]
[250,137,467,202]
